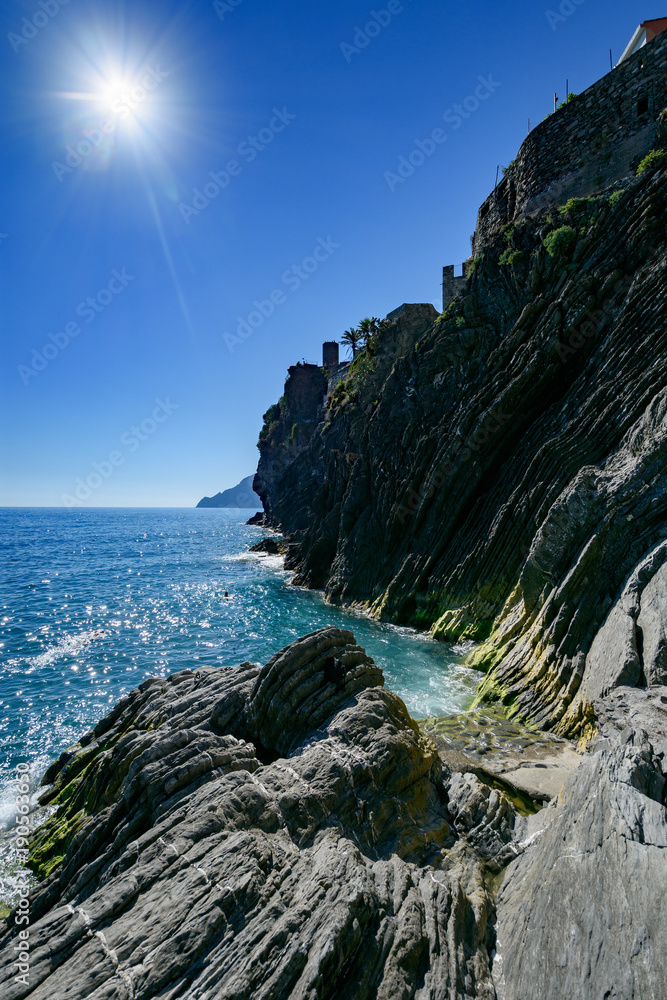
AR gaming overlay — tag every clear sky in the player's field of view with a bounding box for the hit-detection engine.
[0,0,652,506]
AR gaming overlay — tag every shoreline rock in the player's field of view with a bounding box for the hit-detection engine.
[0,630,493,999]
[248,537,285,556]
[1,632,664,999]
[494,691,667,1000]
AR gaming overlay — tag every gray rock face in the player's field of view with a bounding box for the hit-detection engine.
[445,772,520,873]
[2,634,666,998]
[494,690,667,1000]
[556,539,667,726]
[0,629,499,1000]
[594,685,667,762]
[637,549,667,685]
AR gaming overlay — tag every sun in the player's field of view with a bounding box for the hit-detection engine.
[97,74,134,115]
[91,69,154,128]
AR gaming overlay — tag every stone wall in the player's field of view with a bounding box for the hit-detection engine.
[386,302,439,324]
[473,29,667,255]
[441,267,466,311]
[441,265,478,311]
[284,363,326,422]
[327,362,351,395]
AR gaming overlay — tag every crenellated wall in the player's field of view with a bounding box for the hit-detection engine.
[472,28,667,255]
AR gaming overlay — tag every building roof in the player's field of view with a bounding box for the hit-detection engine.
[617,17,667,64]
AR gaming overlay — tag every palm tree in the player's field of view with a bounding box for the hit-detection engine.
[357,318,374,347]
[341,327,361,358]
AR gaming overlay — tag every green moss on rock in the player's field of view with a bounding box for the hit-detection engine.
[29,808,87,881]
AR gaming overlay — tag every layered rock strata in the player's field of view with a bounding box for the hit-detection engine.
[0,630,495,1000]
[255,163,667,739]
[2,632,665,999]
[0,628,667,1000]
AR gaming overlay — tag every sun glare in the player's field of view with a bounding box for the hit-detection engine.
[98,75,134,115]
[50,31,181,198]
[90,66,161,129]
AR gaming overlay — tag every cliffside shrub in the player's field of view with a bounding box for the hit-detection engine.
[543,226,577,258]
[559,197,589,215]
[438,301,457,323]
[499,247,524,266]
[330,382,347,412]
[347,348,367,373]
[636,149,667,175]
[608,190,624,207]
[557,92,578,109]
[259,400,283,443]
[262,402,281,425]
[559,195,605,219]
[456,316,466,329]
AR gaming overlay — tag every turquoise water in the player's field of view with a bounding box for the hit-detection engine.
[0,507,481,823]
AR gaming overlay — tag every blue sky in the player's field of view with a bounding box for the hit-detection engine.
[0,0,652,506]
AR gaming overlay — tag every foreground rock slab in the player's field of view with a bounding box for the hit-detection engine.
[2,634,665,999]
[0,629,496,1000]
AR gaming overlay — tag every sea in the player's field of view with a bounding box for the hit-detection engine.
[0,507,482,904]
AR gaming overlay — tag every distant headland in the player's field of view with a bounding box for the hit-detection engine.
[196,474,261,508]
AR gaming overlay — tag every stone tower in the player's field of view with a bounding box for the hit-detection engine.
[323,341,339,369]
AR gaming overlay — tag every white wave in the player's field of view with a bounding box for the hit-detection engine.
[29,629,108,668]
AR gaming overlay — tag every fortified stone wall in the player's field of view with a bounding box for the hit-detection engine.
[284,363,326,422]
[473,29,667,255]
[327,362,351,395]
[441,265,478,311]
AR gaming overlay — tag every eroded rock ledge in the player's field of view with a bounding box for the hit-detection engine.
[1,630,665,1000]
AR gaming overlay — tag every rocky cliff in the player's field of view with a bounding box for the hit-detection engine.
[255,160,667,741]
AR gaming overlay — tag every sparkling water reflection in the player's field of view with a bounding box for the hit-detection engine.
[0,507,482,820]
